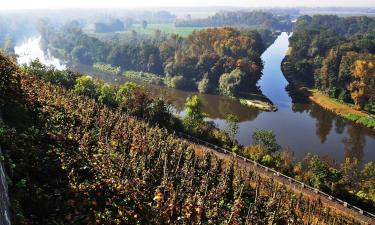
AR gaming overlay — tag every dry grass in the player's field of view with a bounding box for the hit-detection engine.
[309,90,367,117]
[309,90,375,129]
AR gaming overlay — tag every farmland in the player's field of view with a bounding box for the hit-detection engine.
[84,23,206,40]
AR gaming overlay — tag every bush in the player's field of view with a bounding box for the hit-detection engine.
[344,113,375,129]
[252,129,281,153]
[73,76,97,97]
[165,75,192,90]
[98,83,118,107]
[243,144,268,162]
[183,95,205,133]
[46,70,78,88]
[219,68,246,96]
[198,76,210,93]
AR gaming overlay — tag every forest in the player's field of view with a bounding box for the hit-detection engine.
[283,15,375,114]
[175,11,293,32]
[38,20,276,98]
[0,46,370,224]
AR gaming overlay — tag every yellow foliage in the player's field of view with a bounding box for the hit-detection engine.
[348,54,375,109]
[243,144,268,161]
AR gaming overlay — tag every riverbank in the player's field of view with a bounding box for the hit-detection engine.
[281,57,375,129]
[124,70,278,112]
[309,90,375,129]
[239,94,277,112]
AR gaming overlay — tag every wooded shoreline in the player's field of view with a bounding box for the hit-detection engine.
[282,57,375,129]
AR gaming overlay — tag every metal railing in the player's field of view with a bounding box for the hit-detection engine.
[174,131,375,221]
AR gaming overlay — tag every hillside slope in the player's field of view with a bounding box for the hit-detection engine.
[0,53,366,224]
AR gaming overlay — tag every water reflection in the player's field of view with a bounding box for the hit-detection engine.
[148,87,261,122]
[72,64,262,121]
[343,126,366,161]
[309,103,335,144]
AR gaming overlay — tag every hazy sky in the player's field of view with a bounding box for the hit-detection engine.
[1,0,375,10]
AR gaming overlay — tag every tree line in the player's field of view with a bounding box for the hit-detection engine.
[284,15,375,114]
[175,11,293,32]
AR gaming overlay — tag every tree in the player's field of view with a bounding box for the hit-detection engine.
[183,95,205,132]
[219,68,246,97]
[115,82,151,117]
[359,162,375,201]
[142,20,148,29]
[0,52,22,111]
[148,98,172,126]
[243,144,268,162]
[71,45,91,64]
[340,157,360,188]
[153,29,161,40]
[147,53,163,74]
[166,75,194,90]
[349,57,375,110]
[45,69,78,89]
[3,35,14,53]
[304,153,342,191]
[225,114,239,142]
[252,129,281,153]
[198,75,210,93]
[73,76,97,97]
[131,30,138,39]
[98,83,118,107]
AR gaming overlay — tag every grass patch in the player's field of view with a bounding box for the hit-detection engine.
[123,70,164,85]
[93,63,121,75]
[129,23,204,37]
[344,113,375,129]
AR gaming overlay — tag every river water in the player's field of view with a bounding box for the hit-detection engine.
[14,34,375,163]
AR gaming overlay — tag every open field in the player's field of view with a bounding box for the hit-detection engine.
[131,23,205,36]
[84,23,206,39]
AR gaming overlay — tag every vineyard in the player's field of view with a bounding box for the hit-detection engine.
[0,53,368,224]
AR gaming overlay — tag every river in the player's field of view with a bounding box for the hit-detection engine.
[14,33,375,163]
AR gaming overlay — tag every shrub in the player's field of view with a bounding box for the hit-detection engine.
[73,75,97,97]
[252,129,281,153]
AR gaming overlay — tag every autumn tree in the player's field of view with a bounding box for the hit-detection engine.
[359,162,375,201]
[183,95,205,133]
[73,75,97,97]
[349,56,375,110]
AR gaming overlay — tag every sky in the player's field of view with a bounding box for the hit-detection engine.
[1,0,375,10]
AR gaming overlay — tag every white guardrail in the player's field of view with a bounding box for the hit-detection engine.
[174,131,375,221]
